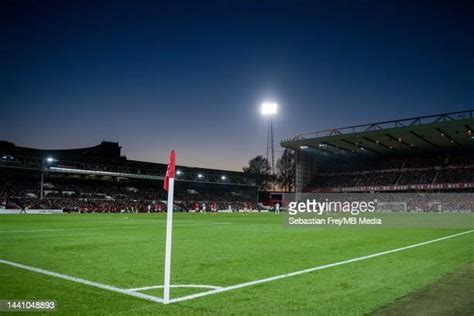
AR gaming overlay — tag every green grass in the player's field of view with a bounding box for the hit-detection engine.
[0,213,473,315]
[373,262,474,315]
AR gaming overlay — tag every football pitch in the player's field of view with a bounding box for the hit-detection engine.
[1,213,473,315]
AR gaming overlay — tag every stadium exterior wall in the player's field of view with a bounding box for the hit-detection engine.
[295,151,319,193]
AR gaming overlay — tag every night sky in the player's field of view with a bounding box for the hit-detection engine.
[1,0,473,170]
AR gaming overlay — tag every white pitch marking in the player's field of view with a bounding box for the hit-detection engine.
[127,284,222,291]
[1,230,472,305]
[0,259,163,303]
[168,229,474,304]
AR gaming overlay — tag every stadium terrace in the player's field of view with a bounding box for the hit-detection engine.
[0,141,258,213]
[281,110,474,193]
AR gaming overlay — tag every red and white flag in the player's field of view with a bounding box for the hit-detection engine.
[163,149,176,304]
[163,150,176,191]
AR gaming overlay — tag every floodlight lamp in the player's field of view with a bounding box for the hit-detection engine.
[221,175,226,180]
[46,157,55,163]
[261,102,278,116]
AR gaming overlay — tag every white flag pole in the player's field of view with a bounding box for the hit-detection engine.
[163,177,174,304]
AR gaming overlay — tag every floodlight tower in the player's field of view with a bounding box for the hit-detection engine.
[40,157,56,200]
[261,102,278,181]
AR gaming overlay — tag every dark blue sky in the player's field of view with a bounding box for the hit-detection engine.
[1,0,473,170]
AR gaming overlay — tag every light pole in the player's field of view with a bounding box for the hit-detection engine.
[40,157,55,200]
[261,102,278,188]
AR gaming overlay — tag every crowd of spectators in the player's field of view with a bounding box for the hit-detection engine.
[0,177,257,213]
[397,169,437,185]
[436,167,474,184]
[309,174,359,188]
[307,151,474,190]
[357,171,400,186]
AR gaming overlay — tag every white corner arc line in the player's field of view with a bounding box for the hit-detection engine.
[0,259,163,303]
[168,229,474,304]
[127,284,222,291]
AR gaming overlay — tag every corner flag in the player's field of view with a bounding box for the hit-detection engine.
[163,150,176,304]
[163,150,176,191]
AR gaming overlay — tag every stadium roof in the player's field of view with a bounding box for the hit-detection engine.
[0,141,256,187]
[281,110,474,155]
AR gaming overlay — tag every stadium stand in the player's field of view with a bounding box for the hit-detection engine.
[281,110,474,193]
[0,141,258,212]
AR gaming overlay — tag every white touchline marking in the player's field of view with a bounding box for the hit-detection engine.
[0,259,163,303]
[127,284,222,291]
[168,229,474,304]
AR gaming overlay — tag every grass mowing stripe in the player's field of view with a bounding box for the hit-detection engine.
[0,226,158,233]
[0,259,164,303]
[168,229,474,304]
[0,222,231,233]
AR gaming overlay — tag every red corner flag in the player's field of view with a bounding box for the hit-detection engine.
[163,150,176,191]
[163,150,176,303]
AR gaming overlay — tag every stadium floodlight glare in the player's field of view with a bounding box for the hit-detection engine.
[221,175,226,180]
[261,101,278,190]
[46,157,55,163]
[261,102,278,116]
[198,174,203,178]
[176,170,182,175]
[300,145,308,149]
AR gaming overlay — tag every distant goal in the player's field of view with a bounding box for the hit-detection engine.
[376,201,407,213]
